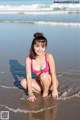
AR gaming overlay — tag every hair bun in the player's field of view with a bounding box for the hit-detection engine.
[34,32,44,38]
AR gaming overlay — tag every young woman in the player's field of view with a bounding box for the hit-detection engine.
[20,32,58,102]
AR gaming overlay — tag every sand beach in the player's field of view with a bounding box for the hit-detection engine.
[0,21,80,120]
[0,0,80,119]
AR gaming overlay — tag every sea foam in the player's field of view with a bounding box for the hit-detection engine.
[0,84,17,89]
[0,104,56,113]
[0,3,80,13]
[0,20,80,27]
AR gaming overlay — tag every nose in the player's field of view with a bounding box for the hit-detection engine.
[37,47,42,52]
[38,47,41,50]
[38,47,43,50]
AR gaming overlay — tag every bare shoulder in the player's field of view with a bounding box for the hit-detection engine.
[46,53,56,68]
[26,56,31,63]
[46,52,54,61]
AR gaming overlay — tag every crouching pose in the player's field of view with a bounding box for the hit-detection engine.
[21,32,58,102]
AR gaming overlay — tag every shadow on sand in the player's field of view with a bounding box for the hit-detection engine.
[9,59,26,89]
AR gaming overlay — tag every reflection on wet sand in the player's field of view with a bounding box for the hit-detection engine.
[21,96,58,120]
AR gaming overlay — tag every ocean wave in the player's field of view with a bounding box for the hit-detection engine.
[0,11,70,15]
[0,71,7,75]
[0,104,56,113]
[0,11,80,15]
[0,84,17,89]
[33,21,80,27]
[20,89,80,101]
[58,78,80,100]
[0,92,80,114]
[58,91,80,100]
[0,20,80,27]
[0,3,80,13]
[57,72,80,78]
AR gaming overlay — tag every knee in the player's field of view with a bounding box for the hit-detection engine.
[20,78,26,87]
[40,73,47,81]
[39,73,51,82]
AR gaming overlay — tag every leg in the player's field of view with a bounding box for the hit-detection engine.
[39,73,51,97]
[50,79,58,91]
[20,78,41,94]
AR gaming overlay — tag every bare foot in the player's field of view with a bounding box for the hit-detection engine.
[42,92,48,97]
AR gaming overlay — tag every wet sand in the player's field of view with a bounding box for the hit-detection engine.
[57,98,80,120]
[25,98,80,120]
[0,86,80,120]
[0,66,80,120]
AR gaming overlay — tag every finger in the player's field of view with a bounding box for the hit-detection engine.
[53,95,58,99]
[27,98,32,101]
[52,94,57,98]
[34,97,37,101]
[27,98,29,101]
[31,99,34,102]
[32,98,36,102]
[27,98,35,102]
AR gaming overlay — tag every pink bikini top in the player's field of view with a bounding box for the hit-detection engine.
[31,53,50,75]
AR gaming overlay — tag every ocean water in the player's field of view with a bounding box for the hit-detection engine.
[0,0,80,26]
[0,0,54,5]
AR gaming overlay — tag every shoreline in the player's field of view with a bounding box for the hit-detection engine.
[0,20,80,27]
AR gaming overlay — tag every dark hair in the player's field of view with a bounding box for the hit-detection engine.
[29,32,48,59]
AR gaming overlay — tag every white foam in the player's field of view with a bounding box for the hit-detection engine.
[57,74,63,77]
[0,11,80,15]
[0,4,51,11]
[0,84,17,89]
[20,94,28,100]
[34,21,80,27]
[61,91,68,97]
[0,20,80,27]
[51,3,80,11]
[0,71,7,75]
[0,3,80,13]
[0,104,56,113]
[58,91,80,100]
[0,11,63,15]
[75,91,80,97]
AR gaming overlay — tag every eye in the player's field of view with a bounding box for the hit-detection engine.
[42,45,45,48]
[35,45,40,47]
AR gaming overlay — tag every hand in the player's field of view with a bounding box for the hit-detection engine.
[52,89,58,98]
[27,94,36,102]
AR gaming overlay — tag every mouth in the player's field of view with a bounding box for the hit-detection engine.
[37,50,42,53]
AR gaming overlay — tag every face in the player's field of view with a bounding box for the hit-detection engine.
[33,41,46,56]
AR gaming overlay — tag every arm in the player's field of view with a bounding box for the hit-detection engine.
[47,53,58,97]
[26,57,36,101]
[26,57,32,95]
